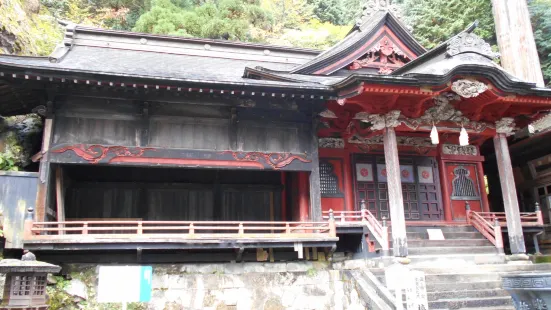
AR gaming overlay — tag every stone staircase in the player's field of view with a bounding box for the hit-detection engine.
[363,225,551,309]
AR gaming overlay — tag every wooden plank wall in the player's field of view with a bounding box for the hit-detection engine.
[52,97,311,154]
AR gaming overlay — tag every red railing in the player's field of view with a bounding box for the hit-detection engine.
[322,203,390,254]
[473,212,544,227]
[24,219,337,240]
[467,210,503,250]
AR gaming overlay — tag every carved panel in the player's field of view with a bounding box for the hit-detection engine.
[349,38,410,74]
[447,32,500,59]
[320,161,343,198]
[319,138,344,149]
[451,79,488,98]
[442,144,478,156]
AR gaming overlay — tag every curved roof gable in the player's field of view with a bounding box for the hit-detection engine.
[289,11,426,75]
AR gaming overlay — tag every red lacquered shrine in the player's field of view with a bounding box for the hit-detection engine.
[1,4,551,262]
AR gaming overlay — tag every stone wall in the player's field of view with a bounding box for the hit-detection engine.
[54,261,366,310]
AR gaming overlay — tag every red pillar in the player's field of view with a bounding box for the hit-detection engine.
[298,172,310,221]
[439,158,453,222]
[342,151,355,211]
[476,162,491,213]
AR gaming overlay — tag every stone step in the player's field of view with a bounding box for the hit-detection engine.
[407,246,498,256]
[378,272,503,283]
[405,239,491,247]
[427,289,509,302]
[406,225,476,233]
[406,231,483,240]
[425,280,503,292]
[370,263,551,275]
[429,296,513,309]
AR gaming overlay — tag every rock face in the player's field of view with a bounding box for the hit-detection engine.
[0,114,43,169]
[64,279,89,301]
[64,262,367,310]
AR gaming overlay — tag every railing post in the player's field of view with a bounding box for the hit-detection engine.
[82,223,88,235]
[238,223,244,235]
[381,216,390,257]
[535,202,544,225]
[360,200,367,220]
[328,209,337,237]
[23,207,34,239]
[465,201,471,224]
[494,218,504,254]
[286,223,291,234]
[137,221,143,235]
[189,223,195,235]
[340,211,345,222]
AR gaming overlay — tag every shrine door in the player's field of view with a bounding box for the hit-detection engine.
[354,155,443,221]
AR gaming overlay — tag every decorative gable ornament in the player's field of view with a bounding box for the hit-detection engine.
[356,0,402,26]
[495,118,516,136]
[447,32,500,60]
[451,79,488,98]
[349,38,410,74]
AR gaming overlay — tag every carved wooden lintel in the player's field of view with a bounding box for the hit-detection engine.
[318,138,344,149]
[442,144,478,156]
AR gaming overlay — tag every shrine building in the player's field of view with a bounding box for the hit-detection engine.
[0,4,550,263]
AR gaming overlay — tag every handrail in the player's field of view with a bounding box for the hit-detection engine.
[23,207,338,240]
[322,200,390,255]
[467,208,503,252]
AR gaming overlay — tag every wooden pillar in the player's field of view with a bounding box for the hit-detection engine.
[309,120,322,221]
[298,172,310,221]
[281,172,287,221]
[383,127,408,257]
[494,133,526,255]
[342,150,355,211]
[35,106,54,222]
[476,161,491,213]
[492,0,544,86]
[439,158,453,222]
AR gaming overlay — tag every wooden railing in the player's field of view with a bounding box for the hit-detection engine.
[467,210,503,251]
[473,212,544,227]
[322,201,390,255]
[23,211,337,241]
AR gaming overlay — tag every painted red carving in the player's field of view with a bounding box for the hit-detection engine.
[401,169,410,178]
[360,168,369,177]
[422,170,430,179]
[224,152,311,170]
[349,37,410,74]
[52,145,152,164]
[381,168,387,177]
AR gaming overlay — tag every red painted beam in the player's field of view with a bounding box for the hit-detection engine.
[298,172,310,221]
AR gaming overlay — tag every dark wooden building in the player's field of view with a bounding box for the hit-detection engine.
[1,5,551,262]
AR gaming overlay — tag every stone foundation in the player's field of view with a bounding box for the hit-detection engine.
[55,262,366,310]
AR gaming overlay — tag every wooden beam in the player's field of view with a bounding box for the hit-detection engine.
[35,103,54,222]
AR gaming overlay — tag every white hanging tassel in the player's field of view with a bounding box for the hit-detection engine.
[459,126,469,146]
[430,124,439,145]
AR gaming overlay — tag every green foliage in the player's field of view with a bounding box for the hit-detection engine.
[399,0,496,49]
[46,276,72,310]
[308,0,345,25]
[529,0,551,85]
[268,18,348,49]
[0,0,62,56]
[0,151,19,171]
[133,0,273,41]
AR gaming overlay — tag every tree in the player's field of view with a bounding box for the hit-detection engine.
[399,0,496,49]
[529,0,551,85]
[308,0,346,25]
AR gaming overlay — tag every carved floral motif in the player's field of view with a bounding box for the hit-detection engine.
[349,38,409,74]
[52,145,153,164]
[356,0,402,25]
[442,144,478,156]
[451,79,488,98]
[319,138,345,149]
[495,117,516,135]
[226,152,311,169]
[354,110,401,130]
[319,109,338,118]
[348,134,434,148]
[447,32,500,59]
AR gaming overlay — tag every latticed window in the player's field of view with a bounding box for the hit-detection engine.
[7,273,48,306]
[320,161,343,197]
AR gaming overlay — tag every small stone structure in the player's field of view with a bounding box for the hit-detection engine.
[502,273,551,310]
[0,253,61,310]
